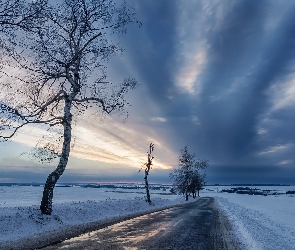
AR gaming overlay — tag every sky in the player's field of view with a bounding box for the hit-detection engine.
[1,0,295,185]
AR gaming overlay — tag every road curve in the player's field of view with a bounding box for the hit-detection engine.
[41,197,240,250]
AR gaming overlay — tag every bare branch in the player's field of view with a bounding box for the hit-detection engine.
[0,0,139,215]
[0,0,47,30]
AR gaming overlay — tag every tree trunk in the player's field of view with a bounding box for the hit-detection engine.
[40,99,72,215]
[185,193,188,201]
[144,170,151,203]
[198,189,200,197]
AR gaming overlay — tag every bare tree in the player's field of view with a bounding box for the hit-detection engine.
[140,143,154,203]
[0,0,139,215]
[189,172,206,198]
[0,0,46,66]
[0,0,46,28]
[170,146,208,201]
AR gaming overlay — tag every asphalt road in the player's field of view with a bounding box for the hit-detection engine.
[41,197,238,250]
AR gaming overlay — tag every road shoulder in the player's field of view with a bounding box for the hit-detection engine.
[211,197,242,250]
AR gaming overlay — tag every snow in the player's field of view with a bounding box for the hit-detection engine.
[203,186,295,250]
[0,185,189,248]
[1,184,295,249]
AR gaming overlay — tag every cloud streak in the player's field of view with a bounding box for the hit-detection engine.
[117,0,295,183]
[1,0,295,184]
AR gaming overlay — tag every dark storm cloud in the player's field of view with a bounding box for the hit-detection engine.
[0,166,171,184]
[197,1,267,156]
[174,0,295,162]
[266,107,295,143]
[121,0,295,184]
[0,168,49,183]
[206,164,295,185]
[2,1,294,185]
[120,0,200,125]
[122,1,178,106]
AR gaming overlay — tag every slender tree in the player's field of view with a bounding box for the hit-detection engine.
[0,0,138,215]
[139,143,154,203]
[170,146,208,200]
[144,143,154,203]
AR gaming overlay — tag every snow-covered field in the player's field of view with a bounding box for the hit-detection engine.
[0,184,189,249]
[1,184,295,249]
[203,186,295,250]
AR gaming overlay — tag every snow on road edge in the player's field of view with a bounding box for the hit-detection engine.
[215,196,295,250]
[0,196,196,250]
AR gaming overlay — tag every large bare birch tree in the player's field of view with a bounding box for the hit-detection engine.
[0,0,138,215]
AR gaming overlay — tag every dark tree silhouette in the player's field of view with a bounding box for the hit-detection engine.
[0,0,139,215]
[170,146,208,201]
[0,0,46,67]
[140,143,154,203]
[189,172,206,198]
[0,0,45,28]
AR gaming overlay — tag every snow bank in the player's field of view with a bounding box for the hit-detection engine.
[2,185,295,249]
[0,186,190,249]
[204,186,295,250]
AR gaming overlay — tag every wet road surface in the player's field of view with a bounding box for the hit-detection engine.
[41,197,235,250]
